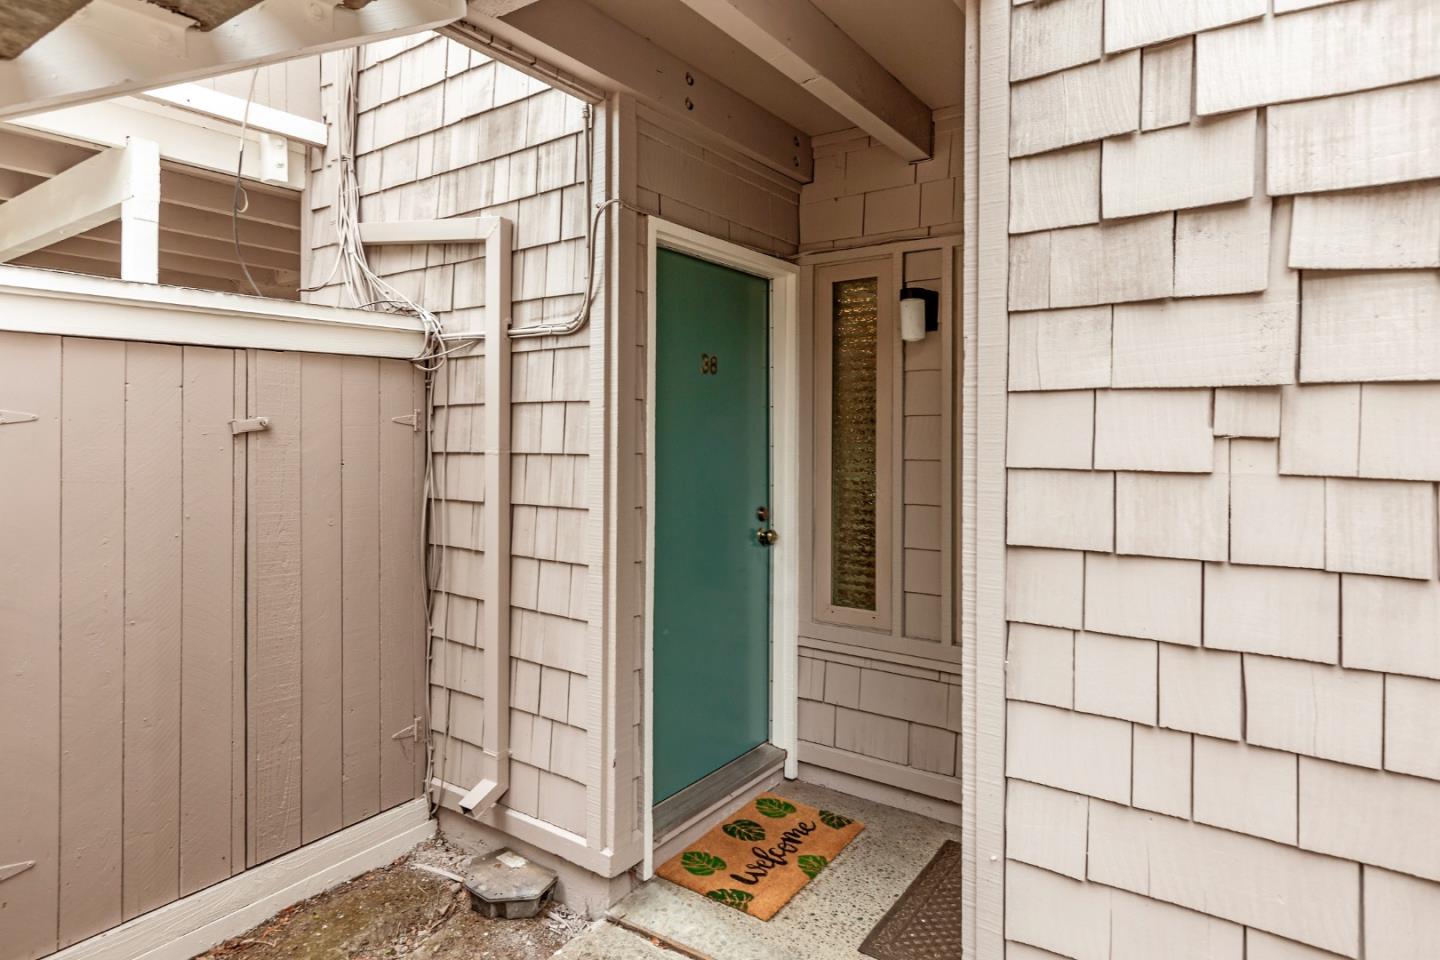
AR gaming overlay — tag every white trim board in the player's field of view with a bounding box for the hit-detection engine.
[430,778,617,877]
[9,96,309,191]
[0,0,465,120]
[0,264,426,358]
[642,216,801,879]
[966,0,1009,956]
[0,139,159,281]
[139,83,328,148]
[51,799,434,960]
[358,216,513,342]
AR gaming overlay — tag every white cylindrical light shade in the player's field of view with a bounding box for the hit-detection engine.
[900,296,927,342]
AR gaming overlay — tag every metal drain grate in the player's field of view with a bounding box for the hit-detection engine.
[859,840,962,960]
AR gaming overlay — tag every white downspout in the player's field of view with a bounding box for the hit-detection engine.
[459,217,514,817]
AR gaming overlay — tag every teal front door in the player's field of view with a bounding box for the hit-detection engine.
[653,248,772,803]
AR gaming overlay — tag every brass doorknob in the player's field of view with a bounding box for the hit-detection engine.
[756,528,779,546]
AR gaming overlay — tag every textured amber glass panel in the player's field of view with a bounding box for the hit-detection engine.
[831,277,879,611]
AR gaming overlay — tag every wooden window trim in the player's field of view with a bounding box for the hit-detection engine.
[813,256,897,632]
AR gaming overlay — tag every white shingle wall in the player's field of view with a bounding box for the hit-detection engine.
[307,35,594,835]
[797,109,961,254]
[1005,1,1440,956]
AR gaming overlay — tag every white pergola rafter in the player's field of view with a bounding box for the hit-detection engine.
[9,95,310,189]
[0,137,160,282]
[0,0,466,120]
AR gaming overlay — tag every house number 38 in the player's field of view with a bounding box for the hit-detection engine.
[700,353,719,375]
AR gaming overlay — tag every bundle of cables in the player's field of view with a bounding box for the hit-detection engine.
[228,44,625,813]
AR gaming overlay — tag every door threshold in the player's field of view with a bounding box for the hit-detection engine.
[653,743,786,841]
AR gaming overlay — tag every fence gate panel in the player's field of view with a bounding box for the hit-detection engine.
[245,350,426,868]
[0,336,247,960]
[0,337,426,960]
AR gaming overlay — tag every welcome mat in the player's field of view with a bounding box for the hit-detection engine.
[859,840,962,960]
[655,793,865,920]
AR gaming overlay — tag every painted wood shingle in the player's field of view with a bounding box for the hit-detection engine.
[1290,182,1440,270]
[1159,645,1243,740]
[1007,469,1115,551]
[1112,200,1296,388]
[1300,758,1440,881]
[1009,145,1101,233]
[1115,441,1230,562]
[1009,0,1103,82]
[1103,0,1266,54]
[1203,563,1339,662]
[1087,800,1360,956]
[1102,111,1257,219]
[1299,270,1440,382]
[1229,439,1326,569]
[1247,659,1382,768]
[1006,390,1095,468]
[1048,213,1174,308]
[1196,0,1440,115]
[1140,38,1194,131]
[1093,388,1214,473]
[1268,79,1440,194]
[1008,306,1112,389]
[1010,52,1141,157]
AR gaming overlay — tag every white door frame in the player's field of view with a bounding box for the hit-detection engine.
[642,217,800,879]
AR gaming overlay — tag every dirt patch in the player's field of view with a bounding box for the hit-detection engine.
[199,840,588,960]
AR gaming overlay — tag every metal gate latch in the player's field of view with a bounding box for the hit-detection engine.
[391,716,425,742]
[229,417,271,435]
[0,410,37,426]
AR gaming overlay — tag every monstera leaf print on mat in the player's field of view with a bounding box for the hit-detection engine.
[656,794,865,921]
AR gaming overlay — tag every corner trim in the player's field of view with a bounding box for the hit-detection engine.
[965,1,1010,959]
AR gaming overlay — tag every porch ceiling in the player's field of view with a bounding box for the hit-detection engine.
[476,0,962,169]
[581,0,963,133]
[582,0,851,134]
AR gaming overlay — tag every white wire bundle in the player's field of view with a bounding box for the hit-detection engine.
[300,47,475,812]
[303,42,628,815]
[304,48,464,370]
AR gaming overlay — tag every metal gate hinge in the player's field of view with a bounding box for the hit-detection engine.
[391,716,425,742]
[391,409,422,431]
[0,410,37,426]
[229,417,271,435]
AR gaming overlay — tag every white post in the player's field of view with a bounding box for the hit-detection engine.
[119,137,160,283]
[0,136,160,281]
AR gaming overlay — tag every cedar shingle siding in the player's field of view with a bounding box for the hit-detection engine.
[1004,0,1440,956]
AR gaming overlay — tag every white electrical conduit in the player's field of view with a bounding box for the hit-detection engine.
[309,44,618,821]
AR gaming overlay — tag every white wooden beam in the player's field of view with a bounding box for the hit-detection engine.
[466,0,543,14]
[139,83,329,148]
[0,138,160,282]
[470,0,814,180]
[9,97,308,189]
[672,0,933,161]
[358,217,504,245]
[0,264,425,358]
[0,0,465,120]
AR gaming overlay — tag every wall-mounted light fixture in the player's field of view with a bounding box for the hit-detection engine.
[899,287,939,342]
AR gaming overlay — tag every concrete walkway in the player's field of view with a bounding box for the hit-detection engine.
[554,780,961,960]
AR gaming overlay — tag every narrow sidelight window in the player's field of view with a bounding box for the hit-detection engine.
[814,258,895,631]
[830,276,880,611]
